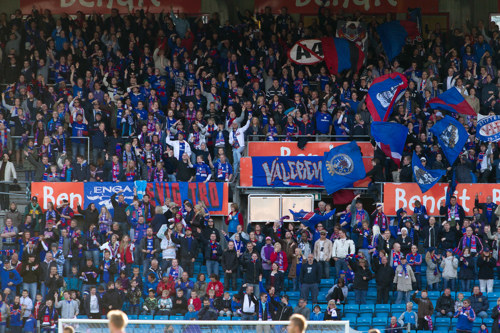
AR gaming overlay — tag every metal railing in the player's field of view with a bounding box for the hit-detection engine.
[246,134,371,141]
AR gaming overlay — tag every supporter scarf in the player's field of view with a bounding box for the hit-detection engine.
[216,131,225,146]
[266,126,277,141]
[0,131,7,154]
[275,251,284,271]
[42,306,55,326]
[193,131,201,149]
[431,254,440,276]
[374,212,388,230]
[355,210,366,223]
[103,260,110,283]
[232,131,240,149]
[462,236,477,252]
[154,168,164,182]
[41,143,53,159]
[328,308,338,319]
[425,315,433,330]
[398,263,409,279]
[125,171,135,181]
[112,163,120,181]
[448,205,459,221]
[169,266,180,279]
[210,241,218,260]
[392,251,402,269]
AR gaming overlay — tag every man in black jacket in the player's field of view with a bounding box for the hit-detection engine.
[83,286,102,319]
[72,155,90,181]
[140,227,160,277]
[299,254,321,304]
[276,295,294,320]
[110,190,128,225]
[102,282,125,314]
[221,241,238,291]
[198,298,218,320]
[172,227,198,277]
[373,255,394,304]
[435,288,454,318]
[243,252,262,297]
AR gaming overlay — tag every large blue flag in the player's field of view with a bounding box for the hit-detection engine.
[371,122,408,167]
[412,152,446,193]
[322,141,366,195]
[366,73,408,122]
[289,209,336,229]
[376,20,419,60]
[429,115,467,165]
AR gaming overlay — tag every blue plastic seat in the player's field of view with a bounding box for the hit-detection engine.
[372,317,387,326]
[356,317,372,325]
[138,315,153,320]
[344,304,359,314]
[359,304,374,313]
[169,315,184,320]
[357,326,370,332]
[154,315,169,320]
[483,318,494,325]
[391,304,406,313]
[232,317,241,321]
[435,317,450,324]
[344,313,358,322]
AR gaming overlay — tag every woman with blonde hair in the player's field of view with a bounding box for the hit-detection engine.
[124,160,138,181]
[289,247,304,291]
[118,234,134,276]
[324,300,341,320]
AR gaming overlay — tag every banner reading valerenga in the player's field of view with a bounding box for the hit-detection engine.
[21,0,201,14]
[383,183,500,216]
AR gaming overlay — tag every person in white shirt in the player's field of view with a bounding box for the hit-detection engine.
[20,290,33,319]
[228,116,251,174]
[331,230,355,278]
[165,131,192,160]
[157,225,178,270]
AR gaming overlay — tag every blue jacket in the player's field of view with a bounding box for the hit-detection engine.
[454,307,475,331]
[0,263,23,290]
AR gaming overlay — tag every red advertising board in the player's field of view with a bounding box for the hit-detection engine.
[255,0,439,14]
[31,182,85,210]
[21,0,201,14]
[383,183,500,216]
[247,142,374,157]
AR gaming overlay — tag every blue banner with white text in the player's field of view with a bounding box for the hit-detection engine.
[252,156,323,187]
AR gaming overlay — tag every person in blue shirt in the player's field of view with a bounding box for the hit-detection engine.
[214,154,233,182]
[314,103,332,135]
[397,302,417,330]
[310,305,324,320]
[0,260,23,295]
[9,296,23,332]
[195,155,212,182]
[454,298,475,333]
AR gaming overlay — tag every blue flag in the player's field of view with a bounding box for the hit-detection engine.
[376,21,419,61]
[322,141,366,195]
[366,73,408,122]
[429,115,467,166]
[371,122,408,167]
[412,152,446,193]
[289,209,336,229]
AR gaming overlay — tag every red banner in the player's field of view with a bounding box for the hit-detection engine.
[383,183,500,216]
[21,0,201,14]
[247,142,374,157]
[31,182,85,211]
[255,0,438,14]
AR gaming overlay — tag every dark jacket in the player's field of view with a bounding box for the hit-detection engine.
[221,249,239,272]
[299,260,321,284]
[205,242,223,262]
[83,293,103,317]
[373,260,394,287]
[101,288,125,313]
[72,161,90,181]
[172,235,199,261]
[477,256,496,280]
[399,164,413,182]
[438,228,460,251]
[435,294,454,315]
[351,259,372,290]
[110,193,128,223]
[276,303,293,320]
[198,305,218,320]
[139,236,160,260]
[244,258,263,284]
[27,153,49,181]
[470,292,489,313]
[20,261,40,283]
[458,256,475,280]
[492,305,500,333]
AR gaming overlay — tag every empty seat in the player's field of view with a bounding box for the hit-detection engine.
[359,304,375,313]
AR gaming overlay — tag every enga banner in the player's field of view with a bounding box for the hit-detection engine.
[20,0,201,14]
[31,181,229,215]
[383,183,500,216]
[255,0,438,14]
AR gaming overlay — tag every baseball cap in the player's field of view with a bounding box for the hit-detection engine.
[420,157,426,162]
[265,236,272,241]
[32,196,38,201]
